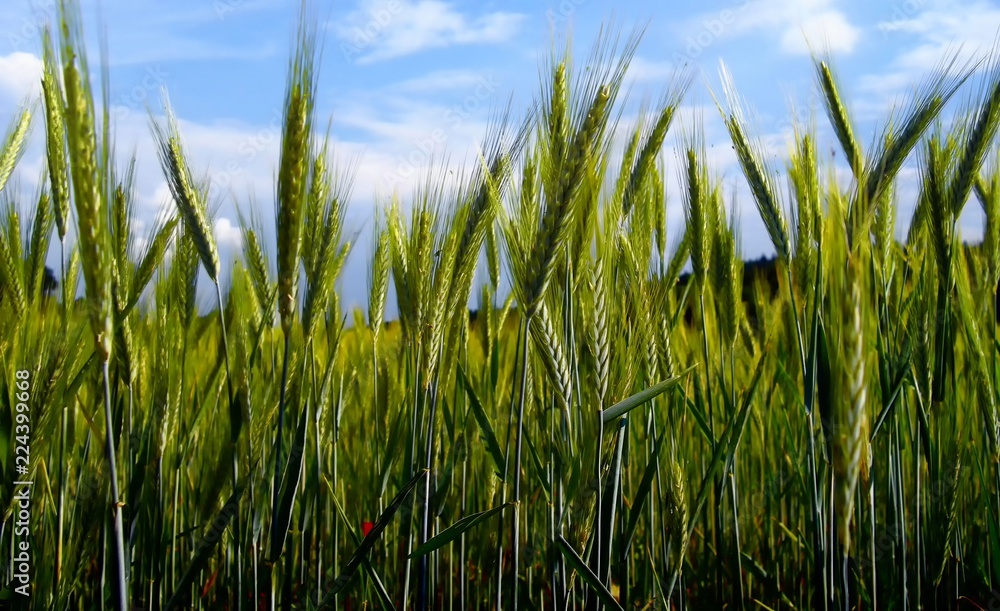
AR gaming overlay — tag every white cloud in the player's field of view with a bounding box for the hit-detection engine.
[626,57,679,84]
[0,52,42,103]
[214,217,242,251]
[674,0,861,59]
[324,67,505,199]
[391,69,498,94]
[780,10,860,55]
[859,0,1000,120]
[105,39,280,68]
[874,0,999,70]
[0,3,285,67]
[336,0,524,64]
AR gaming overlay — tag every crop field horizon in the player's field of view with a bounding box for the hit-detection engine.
[2,1,1000,610]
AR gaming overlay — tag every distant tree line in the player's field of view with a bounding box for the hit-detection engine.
[462,242,1000,329]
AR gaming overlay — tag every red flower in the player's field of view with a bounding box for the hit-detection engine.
[362,521,374,537]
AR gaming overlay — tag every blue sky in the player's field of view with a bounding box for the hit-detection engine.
[0,0,997,315]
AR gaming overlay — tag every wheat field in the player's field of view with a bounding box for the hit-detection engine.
[1,2,1000,610]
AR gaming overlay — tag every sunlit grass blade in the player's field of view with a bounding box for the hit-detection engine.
[268,398,308,563]
[622,429,666,554]
[457,364,505,480]
[164,476,249,611]
[410,503,513,559]
[327,484,398,610]
[315,470,426,608]
[601,365,695,424]
[555,535,625,611]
